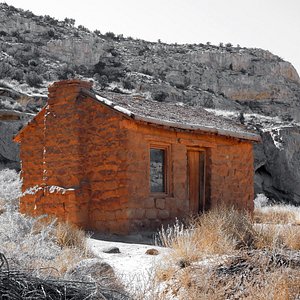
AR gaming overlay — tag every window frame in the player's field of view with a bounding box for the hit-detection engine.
[149,143,170,196]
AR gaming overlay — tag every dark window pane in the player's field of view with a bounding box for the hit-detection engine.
[150,148,165,193]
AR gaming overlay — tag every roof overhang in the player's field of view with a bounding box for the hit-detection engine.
[89,91,261,142]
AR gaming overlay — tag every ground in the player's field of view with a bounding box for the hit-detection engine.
[87,237,168,289]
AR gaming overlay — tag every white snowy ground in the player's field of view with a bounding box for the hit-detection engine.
[87,237,170,292]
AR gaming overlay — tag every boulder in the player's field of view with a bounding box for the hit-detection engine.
[65,258,115,283]
[65,258,128,299]
[0,121,23,170]
[254,126,300,205]
[102,246,121,254]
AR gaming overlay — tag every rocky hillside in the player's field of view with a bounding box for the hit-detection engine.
[1,3,300,204]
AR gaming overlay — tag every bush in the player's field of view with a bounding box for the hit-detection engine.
[78,25,89,32]
[157,206,255,263]
[25,71,43,87]
[122,79,135,90]
[57,65,75,80]
[152,91,168,102]
[94,29,101,36]
[12,69,24,81]
[0,62,14,79]
[0,212,91,277]
[152,206,300,299]
[105,31,116,39]
[0,169,22,212]
[254,203,300,225]
[55,222,87,251]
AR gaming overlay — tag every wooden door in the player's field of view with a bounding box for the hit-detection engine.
[187,150,206,214]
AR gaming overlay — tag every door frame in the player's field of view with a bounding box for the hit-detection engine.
[187,147,206,214]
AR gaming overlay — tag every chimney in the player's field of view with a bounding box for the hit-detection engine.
[48,79,93,105]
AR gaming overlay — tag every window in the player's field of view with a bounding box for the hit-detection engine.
[150,148,166,193]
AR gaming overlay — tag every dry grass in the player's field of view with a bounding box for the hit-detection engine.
[254,204,300,225]
[152,251,300,300]
[151,206,300,300]
[31,218,93,277]
[55,221,87,251]
[156,206,255,264]
[31,247,91,277]
[0,212,92,278]
[255,223,300,251]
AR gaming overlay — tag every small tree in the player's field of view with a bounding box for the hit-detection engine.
[64,18,75,26]
[105,31,116,39]
[94,29,101,36]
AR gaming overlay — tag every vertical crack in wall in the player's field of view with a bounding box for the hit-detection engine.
[42,105,49,187]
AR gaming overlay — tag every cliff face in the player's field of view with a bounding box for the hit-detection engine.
[0,3,300,204]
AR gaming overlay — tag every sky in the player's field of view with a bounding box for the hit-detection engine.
[2,0,300,75]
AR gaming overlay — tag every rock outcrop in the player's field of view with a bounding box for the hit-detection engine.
[256,126,300,205]
[0,121,22,170]
[0,3,300,204]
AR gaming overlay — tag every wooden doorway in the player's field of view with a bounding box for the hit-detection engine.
[187,149,206,214]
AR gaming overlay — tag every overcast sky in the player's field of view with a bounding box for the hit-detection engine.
[2,0,300,75]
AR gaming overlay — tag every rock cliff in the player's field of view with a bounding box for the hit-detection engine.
[0,3,300,204]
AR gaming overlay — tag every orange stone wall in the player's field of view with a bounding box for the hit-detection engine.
[18,80,131,233]
[17,80,255,234]
[122,121,254,232]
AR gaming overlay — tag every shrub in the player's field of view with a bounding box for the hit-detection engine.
[25,71,43,87]
[94,29,101,36]
[122,79,135,90]
[105,31,116,39]
[0,169,22,212]
[78,25,89,32]
[0,212,91,277]
[0,62,14,79]
[64,18,75,26]
[152,91,168,102]
[57,65,75,80]
[55,222,87,251]
[254,204,300,225]
[12,69,24,81]
[254,223,300,250]
[47,29,55,38]
[153,251,300,300]
[157,206,255,264]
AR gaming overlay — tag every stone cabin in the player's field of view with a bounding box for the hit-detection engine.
[14,80,260,234]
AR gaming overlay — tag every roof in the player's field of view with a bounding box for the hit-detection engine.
[84,89,260,142]
[14,80,261,142]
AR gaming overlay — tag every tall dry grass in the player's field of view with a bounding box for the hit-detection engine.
[254,204,300,225]
[156,206,255,264]
[151,205,300,300]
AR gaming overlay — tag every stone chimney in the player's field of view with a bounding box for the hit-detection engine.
[48,79,93,105]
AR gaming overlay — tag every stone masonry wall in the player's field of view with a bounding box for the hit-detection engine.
[80,95,130,234]
[19,81,93,227]
[121,120,254,232]
[209,142,254,211]
[18,80,131,233]
[17,80,255,234]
